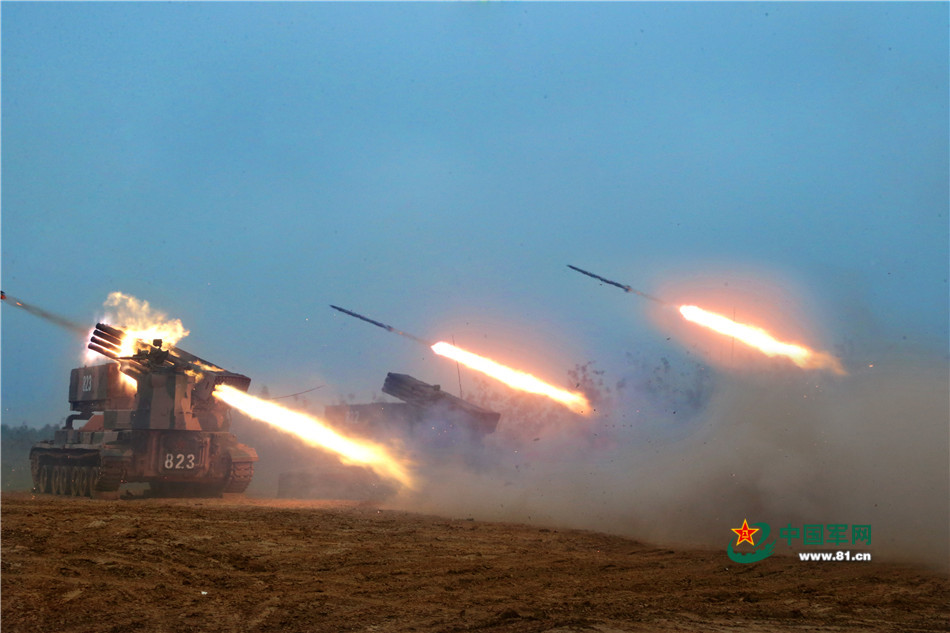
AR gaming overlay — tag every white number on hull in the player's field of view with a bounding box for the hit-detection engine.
[163,453,196,470]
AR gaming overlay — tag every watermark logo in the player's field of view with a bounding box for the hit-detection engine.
[727,519,775,563]
[727,520,873,563]
[778,523,871,547]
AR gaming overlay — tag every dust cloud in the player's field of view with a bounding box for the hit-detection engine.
[390,352,949,571]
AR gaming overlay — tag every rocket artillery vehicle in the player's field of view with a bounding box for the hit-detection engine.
[30,323,258,498]
[324,372,500,441]
[278,373,500,500]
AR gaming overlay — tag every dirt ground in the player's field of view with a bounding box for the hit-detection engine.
[2,492,947,633]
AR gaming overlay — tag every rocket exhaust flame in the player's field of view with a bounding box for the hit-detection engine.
[212,384,415,489]
[679,305,847,375]
[431,341,590,415]
[679,305,809,361]
[568,265,846,375]
[331,305,591,415]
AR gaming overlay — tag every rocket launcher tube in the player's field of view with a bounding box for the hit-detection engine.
[87,323,251,395]
[91,328,124,347]
[90,335,122,353]
[95,322,126,339]
[87,343,119,360]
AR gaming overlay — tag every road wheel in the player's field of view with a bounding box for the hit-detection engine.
[82,466,95,497]
[51,466,64,495]
[37,464,52,494]
[57,465,71,496]
[64,466,76,496]
[72,467,88,497]
[88,466,102,491]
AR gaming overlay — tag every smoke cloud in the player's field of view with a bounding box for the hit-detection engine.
[390,351,949,571]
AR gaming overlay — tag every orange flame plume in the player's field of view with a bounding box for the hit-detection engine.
[430,341,591,415]
[678,305,846,375]
[86,292,193,388]
[212,384,415,489]
[100,292,189,357]
[328,305,591,414]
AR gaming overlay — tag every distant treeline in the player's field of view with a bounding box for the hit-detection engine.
[1,424,56,491]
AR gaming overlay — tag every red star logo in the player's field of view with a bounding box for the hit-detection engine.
[731,519,759,547]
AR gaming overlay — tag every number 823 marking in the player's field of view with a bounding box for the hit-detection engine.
[164,453,197,470]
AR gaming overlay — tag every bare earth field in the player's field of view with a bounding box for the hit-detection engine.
[2,492,947,633]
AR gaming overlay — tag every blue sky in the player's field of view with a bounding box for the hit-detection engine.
[2,2,947,427]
